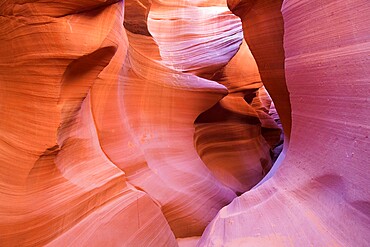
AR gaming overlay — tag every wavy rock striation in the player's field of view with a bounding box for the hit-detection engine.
[0,1,176,246]
[198,0,370,246]
[1,0,278,244]
[1,0,368,246]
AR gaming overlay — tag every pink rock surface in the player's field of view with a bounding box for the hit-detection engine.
[0,0,368,246]
[198,0,370,246]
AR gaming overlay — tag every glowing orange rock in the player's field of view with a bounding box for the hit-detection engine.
[0,1,175,246]
[1,0,366,246]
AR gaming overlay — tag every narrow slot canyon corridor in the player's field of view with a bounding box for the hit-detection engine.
[0,0,369,246]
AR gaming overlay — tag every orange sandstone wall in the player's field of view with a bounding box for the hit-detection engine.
[1,0,368,246]
[0,1,176,246]
[0,0,280,245]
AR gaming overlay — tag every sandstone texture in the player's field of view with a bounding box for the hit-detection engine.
[0,0,369,246]
[198,0,370,246]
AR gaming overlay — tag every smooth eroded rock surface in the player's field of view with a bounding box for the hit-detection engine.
[0,0,368,246]
[198,0,370,246]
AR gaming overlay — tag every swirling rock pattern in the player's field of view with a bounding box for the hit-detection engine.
[228,0,292,143]
[198,0,370,246]
[1,0,368,246]
[0,1,176,246]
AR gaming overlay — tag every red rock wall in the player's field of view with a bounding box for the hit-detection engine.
[1,0,368,246]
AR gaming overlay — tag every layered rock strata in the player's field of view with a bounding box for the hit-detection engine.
[0,0,282,245]
[198,0,370,246]
[0,1,176,246]
[2,0,366,246]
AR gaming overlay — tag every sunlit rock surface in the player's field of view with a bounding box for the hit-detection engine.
[0,1,177,246]
[0,0,368,246]
[198,0,370,246]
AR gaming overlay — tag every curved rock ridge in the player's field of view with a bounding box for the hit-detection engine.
[148,2,243,77]
[198,0,370,246]
[94,0,237,239]
[91,0,281,239]
[0,1,176,246]
[194,40,282,193]
[0,0,283,244]
[228,0,292,143]
[2,0,367,246]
